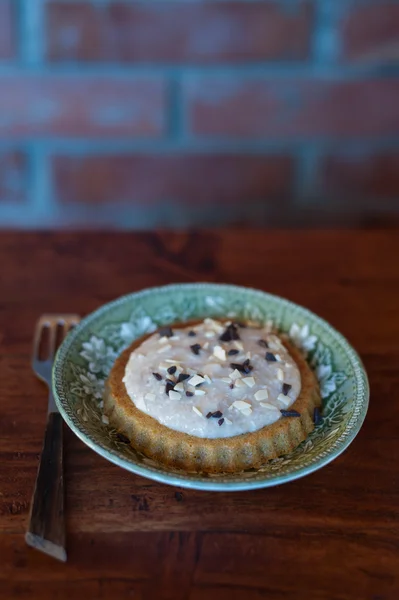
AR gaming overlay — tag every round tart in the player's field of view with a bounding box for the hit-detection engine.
[103,319,321,473]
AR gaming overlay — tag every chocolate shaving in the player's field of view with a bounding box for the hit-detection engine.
[282,383,292,396]
[229,383,235,389]
[230,359,253,374]
[206,411,223,419]
[177,373,190,383]
[265,352,277,362]
[188,330,196,337]
[227,349,239,356]
[280,410,301,417]
[190,343,201,355]
[165,381,174,395]
[186,391,194,397]
[159,326,173,338]
[218,418,225,426]
[167,365,177,375]
[219,323,240,342]
[314,407,323,425]
[258,339,269,348]
[117,433,130,444]
[211,411,223,419]
[152,372,162,381]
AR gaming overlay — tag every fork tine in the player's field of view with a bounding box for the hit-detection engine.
[33,316,50,361]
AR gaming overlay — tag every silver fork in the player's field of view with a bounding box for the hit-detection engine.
[25,314,80,562]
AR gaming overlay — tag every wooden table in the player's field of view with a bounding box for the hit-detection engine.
[1,230,398,600]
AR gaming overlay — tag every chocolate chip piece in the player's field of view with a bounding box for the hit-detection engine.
[280,410,301,417]
[211,411,223,419]
[206,412,213,419]
[117,433,130,444]
[186,391,194,397]
[188,330,196,337]
[159,326,173,338]
[282,383,292,396]
[165,381,174,395]
[258,339,269,348]
[175,491,183,502]
[229,383,235,389]
[178,373,190,383]
[265,352,277,362]
[314,407,323,425]
[219,323,240,342]
[227,349,239,356]
[230,361,253,374]
[218,418,225,426]
[190,343,201,355]
[167,366,177,375]
[152,372,162,381]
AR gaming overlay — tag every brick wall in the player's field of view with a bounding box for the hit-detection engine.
[0,0,399,228]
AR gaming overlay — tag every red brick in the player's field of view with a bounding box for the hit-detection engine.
[0,151,28,203]
[339,2,399,63]
[0,0,14,59]
[321,154,399,204]
[185,78,399,138]
[52,154,293,207]
[0,76,166,138]
[46,1,312,63]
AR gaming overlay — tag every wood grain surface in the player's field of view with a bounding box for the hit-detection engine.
[0,230,398,600]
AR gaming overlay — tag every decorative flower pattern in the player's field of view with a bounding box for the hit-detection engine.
[289,323,318,354]
[80,335,116,374]
[79,372,105,400]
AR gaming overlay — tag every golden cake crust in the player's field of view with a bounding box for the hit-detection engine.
[104,323,321,473]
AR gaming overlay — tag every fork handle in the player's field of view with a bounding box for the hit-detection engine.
[25,411,66,562]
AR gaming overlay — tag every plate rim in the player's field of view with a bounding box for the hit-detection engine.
[53,282,370,491]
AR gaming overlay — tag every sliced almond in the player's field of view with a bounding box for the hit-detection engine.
[169,390,182,400]
[234,378,246,388]
[231,400,252,412]
[194,389,206,396]
[101,414,109,425]
[224,417,233,425]
[204,318,224,333]
[144,393,156,401]
[188,374,206,387]
[173,382,185,393]
[204,374,212,384]
[260,401,276,410]
[233,341,244,351]
[245,351,251,360]
[159,362,170,371]
[277,368,284,381]
[242,376,255,388]
[221,377,232,384]
[192,406,203,417]
[241,408,252,416]
[165,358,182,364]
[229,369,242,381]
[277,393,290,407]
[213,345,226,361]
[254,389,269,401]
[158,336,168,344]
[205,330,216,338]
[203,342,210,349]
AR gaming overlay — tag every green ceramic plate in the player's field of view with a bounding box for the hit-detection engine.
[53,283,369,491]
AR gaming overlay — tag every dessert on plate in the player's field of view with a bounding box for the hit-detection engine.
[103,318,321,473]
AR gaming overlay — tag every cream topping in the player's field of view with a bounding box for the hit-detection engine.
[122,319,301,439]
